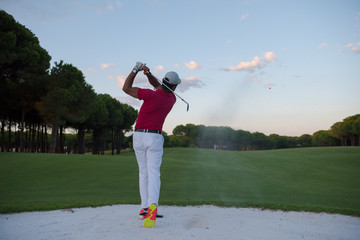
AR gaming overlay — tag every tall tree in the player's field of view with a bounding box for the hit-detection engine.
[37,61,94,153]
[0,10,51,151]
[116,103,137,154]
[312,130,340,147]
[86,94,109,154]
[330,122,347,146]
[352,115,360,146]
[343,114,360,146]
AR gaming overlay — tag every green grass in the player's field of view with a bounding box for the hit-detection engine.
[0,147,359,216]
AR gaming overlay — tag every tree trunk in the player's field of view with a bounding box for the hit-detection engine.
[25,124,28,152]
[50,124,58,153]
[77,125,85,154]
[44,125,48,153]
[20,109,25,152]
[36,123,40,152]
[116,130,121,154]
[92,130,97,154]
[8,120,11,152]
[111,129,115,155]
[41,124,44,152]
[15,123,19,152]
[350,134,355,146]
[101,130,107,155]
[1,119,5,152]
[59,126,64,153]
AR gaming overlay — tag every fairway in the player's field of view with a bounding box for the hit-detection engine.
[0,147,359,216]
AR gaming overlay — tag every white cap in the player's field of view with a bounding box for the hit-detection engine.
[163,71,181,85]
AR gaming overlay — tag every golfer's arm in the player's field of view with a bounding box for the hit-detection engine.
[122,72,139,98]
[147,72,161,90]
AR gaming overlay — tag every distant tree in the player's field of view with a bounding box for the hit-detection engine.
[250,132,273,150]
[104,95,123,155]
[173,124,190,147]
[116,103,137,154]
[198,126,217,149]
[352,116,360,146]
[215,126,236,150]
[88,94,136,155]
[69,81,96,154]
[168,135,182,147]
[312,130,340,146]
[269,134,290,149]
[330,122,348,146]
[162,131,170,147]
[120,103,138,133]
[298,134,312,147]
[86,94,109,154]
[330,114,360,146]
[235,129,252,150]
[343,114,360,146]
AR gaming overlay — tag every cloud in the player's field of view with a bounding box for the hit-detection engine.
[265,52,277,62]
[185,61,201,70]
[225,52,277,72]
[109,75,127,87]
[241,13,249,20]
[154,65,165,75]
[226,56,261,71]
[341,42,360,54]
[352,46,360,54]
[86,67,97,73]
[178,76,206,92]
[110,74,148,88]
[318,42,327,48]
[91,1,123,13]
[101,63,115,69]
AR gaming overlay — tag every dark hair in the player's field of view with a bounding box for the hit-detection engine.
[162,80,176,93]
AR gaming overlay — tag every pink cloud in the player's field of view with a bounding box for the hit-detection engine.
[101,63,115,69]
[185,61,201,70]
[226,56,261,71]
[226,52,277,72]
[265,52,277,62]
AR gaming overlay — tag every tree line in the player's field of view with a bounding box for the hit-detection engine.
[0,10,137,154]
[164,113,360,150]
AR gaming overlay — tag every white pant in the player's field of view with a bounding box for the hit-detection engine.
[133,131,164,208]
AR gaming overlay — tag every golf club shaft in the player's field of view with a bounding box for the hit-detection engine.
[149,72,189,111]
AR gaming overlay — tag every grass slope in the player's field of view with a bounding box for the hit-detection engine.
[0,147,359,216]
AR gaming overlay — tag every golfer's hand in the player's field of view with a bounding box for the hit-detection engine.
[132,62,145,73]
[143,66,150,75]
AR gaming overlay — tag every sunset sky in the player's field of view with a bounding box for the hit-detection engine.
[2,0,360,136]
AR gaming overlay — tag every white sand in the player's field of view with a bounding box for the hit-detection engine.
[1,205,359,240]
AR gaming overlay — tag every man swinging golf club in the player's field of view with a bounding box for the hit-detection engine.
[123,62,181,228]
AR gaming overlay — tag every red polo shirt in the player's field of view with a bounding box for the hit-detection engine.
[135,88,176,131]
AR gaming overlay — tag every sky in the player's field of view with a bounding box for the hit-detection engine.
[2,0,360,136]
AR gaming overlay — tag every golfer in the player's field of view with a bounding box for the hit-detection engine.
[122,62,181,228]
